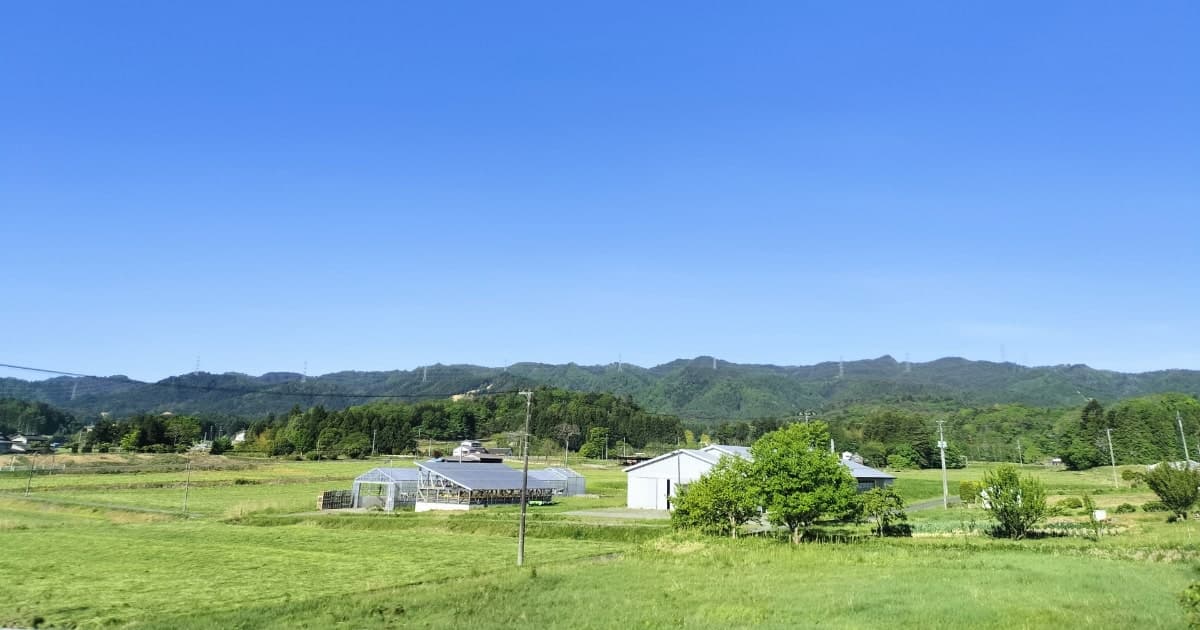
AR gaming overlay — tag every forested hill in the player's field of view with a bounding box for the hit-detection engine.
[3,355,1199,421]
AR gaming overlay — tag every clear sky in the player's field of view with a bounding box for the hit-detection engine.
[2,2,1198,381]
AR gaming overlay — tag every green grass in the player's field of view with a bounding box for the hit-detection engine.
[1,455,1198,628]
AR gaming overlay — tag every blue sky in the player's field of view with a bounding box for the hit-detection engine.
[2,2,1198,381]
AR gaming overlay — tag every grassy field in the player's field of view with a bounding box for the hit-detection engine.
[1,455,1198,628]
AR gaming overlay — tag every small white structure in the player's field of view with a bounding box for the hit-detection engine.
[625,449,727,510]
[624,443,896,510]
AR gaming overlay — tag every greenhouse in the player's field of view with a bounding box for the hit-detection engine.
[351,467,420,511]
[415,460,553,511]
[528,467,586,496]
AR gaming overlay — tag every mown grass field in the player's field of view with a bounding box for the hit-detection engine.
[2,455,1198,628]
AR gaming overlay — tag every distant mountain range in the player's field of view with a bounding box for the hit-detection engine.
[3,356,1199,421]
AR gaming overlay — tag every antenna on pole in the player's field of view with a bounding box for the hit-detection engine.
[838,357,845,380]
[194,356,201,374]
[422,366,428,383]
[70,381,78,401]
[302,361,308,383]
[904,353,911,374]
[936,420,949,509]
[618,353,623,373]
[712,356,717,370]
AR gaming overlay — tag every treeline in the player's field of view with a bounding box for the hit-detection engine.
[83,413,207,453]
[1056,394,1200,469]
[237,388,683,458]
[0,397,78,436]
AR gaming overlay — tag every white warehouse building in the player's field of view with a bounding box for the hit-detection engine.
[624,444,894,510]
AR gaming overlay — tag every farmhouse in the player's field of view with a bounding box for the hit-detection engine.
[9,434,52,453]
[624,444,895,510]
[414,460,554,512]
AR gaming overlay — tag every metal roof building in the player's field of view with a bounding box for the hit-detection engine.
[624,445,896,510]
[415,460,554,511]
[528,467,586,496]
[351,467,420,511]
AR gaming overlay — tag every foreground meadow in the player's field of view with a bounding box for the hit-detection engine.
[1,455,1197,628]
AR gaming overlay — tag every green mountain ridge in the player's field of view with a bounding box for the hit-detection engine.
[2,355,1198,422]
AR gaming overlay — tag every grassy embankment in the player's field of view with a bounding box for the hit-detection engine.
[1,455,1197,628]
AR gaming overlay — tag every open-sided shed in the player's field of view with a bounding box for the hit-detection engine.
[415,460,553,511]
[529,467,586,496]
[351,467,419,511]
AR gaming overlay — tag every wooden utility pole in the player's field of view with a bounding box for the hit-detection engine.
[182,455,193,514]
[517,391,533,567]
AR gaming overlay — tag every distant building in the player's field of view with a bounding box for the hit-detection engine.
[624,444,895,510]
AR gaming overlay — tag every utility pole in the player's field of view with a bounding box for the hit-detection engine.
[1178,411,1191,463]
[24,454,36,496]
[371,429,377,458]
[1016,439,1023,465]
[181,455,192,514]
[517,391,533,567]
[1105,428,1118,489]
[937,420,949,509]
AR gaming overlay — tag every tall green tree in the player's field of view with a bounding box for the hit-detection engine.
[1058,400,1106,470]
[751,422,859,543]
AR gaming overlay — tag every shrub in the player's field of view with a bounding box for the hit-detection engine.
[1181,581,1200,627]
[1121,468,1144,486]
[1143,462,1200,520]
[1114,503,1136,514]
[959,480,983,504]
[1056,497,1084,509]
[861,487,908,537]
[982,464,1047,540]
[1142,500,1169,513]
[887,453,916,470]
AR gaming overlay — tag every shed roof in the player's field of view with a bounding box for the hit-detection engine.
[529,467,583,481]
[842,460,895,480]
[622,449,721,473]
[355,467,419,483]
[701,444,752,459]
[417,460,551,491]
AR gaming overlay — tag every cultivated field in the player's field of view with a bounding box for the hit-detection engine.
[2,455,1197,628]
